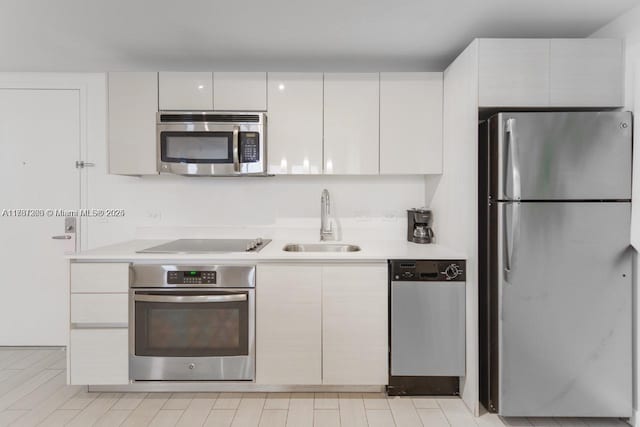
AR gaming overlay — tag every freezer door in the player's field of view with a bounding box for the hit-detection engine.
[496,201,632,417]
[490,112,632,201]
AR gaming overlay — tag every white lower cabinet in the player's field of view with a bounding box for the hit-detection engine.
[322,264,388,385]
[256,265,322,384]
[256,263,388,386]
[68,262,129,385]
[69,328,128,385]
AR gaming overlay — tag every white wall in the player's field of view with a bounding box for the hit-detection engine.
[82,73,431,248]
[592,5,640,425]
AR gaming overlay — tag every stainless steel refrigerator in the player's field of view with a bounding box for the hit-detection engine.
[479,111,633,417]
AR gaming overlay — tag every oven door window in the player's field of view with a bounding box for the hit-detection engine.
[134,291,249,357]
[160,132,232,164]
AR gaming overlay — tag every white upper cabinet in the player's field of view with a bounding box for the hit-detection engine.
[108,72,158,175]
[213,72,267,111]
[158,72,213,110]
[478,39,550,107]
[549,39,623,107]
[267,73,323,174]
[323,73,380,175]
[380,72,443,174]
[477,38,623,108]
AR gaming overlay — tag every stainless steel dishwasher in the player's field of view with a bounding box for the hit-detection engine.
[388,260,466,396]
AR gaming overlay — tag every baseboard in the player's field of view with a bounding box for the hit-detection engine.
[90,383,386,393]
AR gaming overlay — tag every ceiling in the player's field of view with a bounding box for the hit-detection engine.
[1,0,637,72]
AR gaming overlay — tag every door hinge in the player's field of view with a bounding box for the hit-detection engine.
[75,160,95,169]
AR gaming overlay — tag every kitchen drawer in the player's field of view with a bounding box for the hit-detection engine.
[71,263,129,293]
[71,294,128,326]
[69,328,128,385]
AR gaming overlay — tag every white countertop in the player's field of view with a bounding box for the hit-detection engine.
[68,239,466,263]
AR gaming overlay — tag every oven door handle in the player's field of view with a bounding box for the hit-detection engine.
[134,294,247,303]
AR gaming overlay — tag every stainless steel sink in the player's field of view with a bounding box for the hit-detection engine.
[282,243,361,253]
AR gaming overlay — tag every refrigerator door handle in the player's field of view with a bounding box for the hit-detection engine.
[505,118,522,201]
[504,202,521,280]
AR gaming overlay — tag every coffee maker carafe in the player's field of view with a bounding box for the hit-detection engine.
[407,208,434,244]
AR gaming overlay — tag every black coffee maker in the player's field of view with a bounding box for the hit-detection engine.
[407,208,435,244]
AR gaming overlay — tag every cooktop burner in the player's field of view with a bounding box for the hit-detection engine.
[136,238,271,254]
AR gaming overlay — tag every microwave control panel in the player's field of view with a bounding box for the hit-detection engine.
[240,132,260,163]
[167,270,217,285]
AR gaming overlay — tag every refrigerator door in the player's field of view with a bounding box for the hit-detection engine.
[496,201,632,417]
[490,112,632,201]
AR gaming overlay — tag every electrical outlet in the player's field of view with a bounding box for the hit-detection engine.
[146,211,162,220]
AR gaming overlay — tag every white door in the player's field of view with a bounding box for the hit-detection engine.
[0,89,81,345]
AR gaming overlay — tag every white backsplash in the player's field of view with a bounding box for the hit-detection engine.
[86,173,439,249]
[133,216,408,242]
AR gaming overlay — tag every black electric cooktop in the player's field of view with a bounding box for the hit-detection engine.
[136,238,271,254]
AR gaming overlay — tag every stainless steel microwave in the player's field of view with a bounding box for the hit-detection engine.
[156,111,267,176]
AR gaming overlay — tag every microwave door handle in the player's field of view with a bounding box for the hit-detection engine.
[134,294,247,303]
[232,126,240,173]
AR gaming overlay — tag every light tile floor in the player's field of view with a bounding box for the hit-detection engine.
[0,348,630,426]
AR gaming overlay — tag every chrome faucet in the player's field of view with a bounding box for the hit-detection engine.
[320,189,336,241]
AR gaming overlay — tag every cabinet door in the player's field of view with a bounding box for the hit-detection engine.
[478,39,550,107]
[549,39,623,107]
[322,264,388,385]
[380,72,443,174]
[108,72,158,175]
[213,72,267,111]
[267,73,323,174]
[69,328,128,385]
[256,265,322,384]
[324,73,380,174]
[158,72,213,110]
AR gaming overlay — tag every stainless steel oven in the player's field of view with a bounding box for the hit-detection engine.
[129,264,255,381]
[156,111,267,176]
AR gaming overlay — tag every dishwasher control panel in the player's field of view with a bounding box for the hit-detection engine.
[390,260,466,281]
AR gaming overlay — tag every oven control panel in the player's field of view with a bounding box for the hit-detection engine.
[167,270,217,285]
